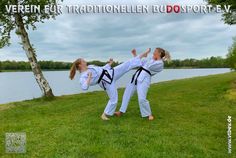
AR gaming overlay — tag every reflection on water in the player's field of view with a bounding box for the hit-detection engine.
[0,68,231,104]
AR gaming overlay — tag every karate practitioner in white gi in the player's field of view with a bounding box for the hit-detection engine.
[115,48,170,120]
[69,49,151,120]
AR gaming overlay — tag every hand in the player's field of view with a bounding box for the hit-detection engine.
[108,58,113,66]
[131,49,137,57]
[144,48,151,57]
[146,48,151,53]
[87,72,92,78]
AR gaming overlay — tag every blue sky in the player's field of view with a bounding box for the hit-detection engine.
[0,0,235,62]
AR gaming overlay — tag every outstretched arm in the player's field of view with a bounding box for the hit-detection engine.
[108,58,114,66]
[103,58,114,69]
[131,48,150,58]
[137,48,151,66]
[139,48,151,58]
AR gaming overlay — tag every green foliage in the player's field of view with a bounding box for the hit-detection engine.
[165,56,228,68]
[227,37,236,70]
[38,61,72,70]
[0,60,69,71]
[0,60,120,71]
[0,0,59,48]
[87,60,120,67]
[0,57,229,71]
[207,0,236,25]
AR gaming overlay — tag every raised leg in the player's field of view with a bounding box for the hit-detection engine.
[113,48,150,81]
[113,56,142,81]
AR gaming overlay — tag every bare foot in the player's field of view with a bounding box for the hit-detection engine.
[101,113,110,120]
[148,115,154,121]
[114,111,123,117]
[131,49,137,57]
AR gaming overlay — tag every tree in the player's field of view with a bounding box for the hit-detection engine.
[227,37,236,70]
[207,0,236,25]
[0,0,60,97]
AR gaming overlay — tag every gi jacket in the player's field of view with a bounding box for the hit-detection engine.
[136,58,164,83]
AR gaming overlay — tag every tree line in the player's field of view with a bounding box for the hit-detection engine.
[0,56,230,71]
[0,60,120,71]
[165,56,229,68]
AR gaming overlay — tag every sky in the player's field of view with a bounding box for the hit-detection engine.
[0,0,235,62]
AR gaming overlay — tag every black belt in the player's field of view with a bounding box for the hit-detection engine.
[97,68,114,90]
[131,67,151,85]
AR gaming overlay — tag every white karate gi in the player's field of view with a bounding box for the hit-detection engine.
[119,58,164,117]
[79,56,142,116]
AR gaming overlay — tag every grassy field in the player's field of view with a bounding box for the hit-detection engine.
[0,72,236,158]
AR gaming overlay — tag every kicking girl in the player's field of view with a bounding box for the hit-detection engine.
[115,48,171,120]
[69,49,151,120]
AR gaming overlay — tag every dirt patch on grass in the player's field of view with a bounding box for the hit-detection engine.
[0,104,16,111]
[225,80,236,101]
[0,105,10,111]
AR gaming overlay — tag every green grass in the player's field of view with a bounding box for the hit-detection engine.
[0,72,236,158]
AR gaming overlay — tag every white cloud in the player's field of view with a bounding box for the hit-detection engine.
[0,0,235,62]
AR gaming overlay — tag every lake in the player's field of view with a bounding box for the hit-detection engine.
[0,68,231,104]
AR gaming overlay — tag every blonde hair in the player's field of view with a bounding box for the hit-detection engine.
[156,48,171,62]
[163,50,171,62]
[69,58,82,80]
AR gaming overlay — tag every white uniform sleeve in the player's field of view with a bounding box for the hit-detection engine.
[80,77,89,91]
[141,59,148,66]
[149,61,163,72]
[102,63,111,69]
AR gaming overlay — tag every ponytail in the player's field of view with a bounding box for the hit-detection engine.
[69,58,81,80]
[163,50,171,62]
[70,62,77,80]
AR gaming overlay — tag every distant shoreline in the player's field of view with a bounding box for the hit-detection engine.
[0,56,230,72]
